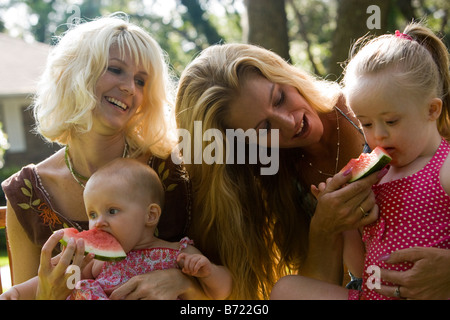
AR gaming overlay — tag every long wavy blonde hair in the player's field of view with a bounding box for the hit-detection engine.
[175,43,341,299]
[33,13,177,158]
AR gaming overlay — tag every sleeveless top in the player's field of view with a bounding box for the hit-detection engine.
[1,154,192,250]
[67,237,194,300]
[360,138,450,300]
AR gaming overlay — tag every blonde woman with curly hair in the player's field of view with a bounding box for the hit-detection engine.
[2,14,201,299]
[175,43,383,299]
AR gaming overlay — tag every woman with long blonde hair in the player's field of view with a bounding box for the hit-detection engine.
[176,43,380,299]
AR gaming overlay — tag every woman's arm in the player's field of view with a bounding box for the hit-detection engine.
[2,230,94,300]
[300,169,382,283]
[6,202,41,284]
[108,268,209,300]
[300,222,345,284]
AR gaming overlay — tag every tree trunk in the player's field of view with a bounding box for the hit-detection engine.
[244,0,290,61]
[328,0,391,80]
[181,0,223,45]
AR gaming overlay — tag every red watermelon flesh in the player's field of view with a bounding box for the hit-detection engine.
[341,146,392,182]
[60,228,127,261]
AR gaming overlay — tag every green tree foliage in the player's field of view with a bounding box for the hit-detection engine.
[0,0,448,77]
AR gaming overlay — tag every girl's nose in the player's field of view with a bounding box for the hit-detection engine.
[374,125,389,140]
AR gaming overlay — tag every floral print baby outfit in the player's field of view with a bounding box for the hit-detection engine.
[68,237,193,300]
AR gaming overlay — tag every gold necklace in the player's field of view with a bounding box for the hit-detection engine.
[301,107,340,177]
[64,143,128,188]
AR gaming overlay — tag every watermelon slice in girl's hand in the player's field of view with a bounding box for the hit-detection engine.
[341,146,392,183]
[59,228,127,261]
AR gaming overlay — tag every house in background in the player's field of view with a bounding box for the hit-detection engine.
[0,33,59,169]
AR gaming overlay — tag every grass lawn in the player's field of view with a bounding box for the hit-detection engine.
[1,252,11,293]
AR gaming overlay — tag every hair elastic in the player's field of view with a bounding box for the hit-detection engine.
[395,30,413,41]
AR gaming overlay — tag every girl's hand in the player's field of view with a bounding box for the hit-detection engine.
[35,230,94,300]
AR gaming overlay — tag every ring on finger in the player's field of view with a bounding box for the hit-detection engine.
[359,206,370,218]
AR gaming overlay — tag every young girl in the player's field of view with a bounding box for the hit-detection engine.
[1,158,232,300]
[270,21,450,300]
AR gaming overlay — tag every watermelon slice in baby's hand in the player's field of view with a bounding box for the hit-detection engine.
[341,146,392,182]
[59,228,127,261]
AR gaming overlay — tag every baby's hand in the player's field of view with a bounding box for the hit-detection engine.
[177,253,212,278]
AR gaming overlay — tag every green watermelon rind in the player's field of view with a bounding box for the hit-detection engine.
[348,148,392,183]
[58,229,127,262]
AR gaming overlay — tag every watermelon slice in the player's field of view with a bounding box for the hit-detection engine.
[59,228,127,261]
[341,146,392,182]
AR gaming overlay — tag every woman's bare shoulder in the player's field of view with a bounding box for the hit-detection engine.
[35,148,66,177]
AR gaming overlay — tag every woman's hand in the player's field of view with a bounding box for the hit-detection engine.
[375,247,450,300]
[301,168,385,283]
[35,230,94,300]
[311,167,385,235]
[108,268,207,300]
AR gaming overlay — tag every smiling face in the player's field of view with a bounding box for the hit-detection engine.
[226,73,324,148]
[92,44,148,135]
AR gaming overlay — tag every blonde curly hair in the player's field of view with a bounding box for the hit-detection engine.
[33,13,177,158]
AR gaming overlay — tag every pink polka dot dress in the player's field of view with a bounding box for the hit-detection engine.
[358,139,450,300]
